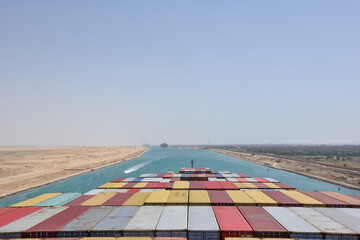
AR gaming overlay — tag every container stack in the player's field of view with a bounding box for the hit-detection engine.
[0,168,360,239]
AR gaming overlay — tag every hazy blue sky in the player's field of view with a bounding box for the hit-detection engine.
[1,1,359,145]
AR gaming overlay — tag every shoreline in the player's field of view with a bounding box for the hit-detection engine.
[0,147,149,199]
[209,149,360,191]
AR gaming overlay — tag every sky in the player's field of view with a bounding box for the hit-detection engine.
[1,1,360,146]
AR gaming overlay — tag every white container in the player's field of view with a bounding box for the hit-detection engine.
[264,178,279,182]
[244,178,258,182]
[188,206,220,240]
[84,189,106,195]
[226,178,238,182]
[315,208,360,234]
[156,206,187,238]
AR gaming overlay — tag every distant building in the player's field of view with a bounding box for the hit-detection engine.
[160,143,168,148]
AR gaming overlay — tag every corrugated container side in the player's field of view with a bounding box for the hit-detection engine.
[91,206,140,237]
[241,183,257,189]
[212,206,253,240]
[253,178,268,183]
[237,207,288,238]
[0,207,43,228]
[144,190,170,206]
[81,193,117,206]
[251,183,270,189]
[10,193,62,207]
[156,206,187,238]
[263,178,279,183]
[189,190,211,206]
[244,191,278,206]
[127,189,141,193]
[315,208,360,234]
[35,193,81,207]
[263,207,322,239]
[274,183,294,189]
[123,206,164,237]
[262,191,302,207]
[58,206,114,238]
[225,191,256,206]
[281,191,325,207]
[219,182,238,190]
[0,207,66,239]
[262,183,281,189]
[25,206,91,238]
[300,191,349,208]
[63,195,93,207]
[111,178,126,182]
[0,208,16,216]
[188,206,220,240]
[319,192,360,207]
[167,190,188,206]
[172,181,189,190]
[189,181,206,190]
[123,193,151,206]
[102,193,134,206]
[208,191,233,206]
[84,189,105,195]
[205,182,223,190]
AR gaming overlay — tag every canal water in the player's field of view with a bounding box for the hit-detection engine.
[1,147,359,207]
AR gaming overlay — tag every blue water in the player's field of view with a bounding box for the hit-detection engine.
[1,147,359,207]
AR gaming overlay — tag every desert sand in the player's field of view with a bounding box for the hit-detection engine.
[0,146,148,198]
[211,149,360,190]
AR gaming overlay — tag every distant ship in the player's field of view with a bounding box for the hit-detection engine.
[160,143,168,148]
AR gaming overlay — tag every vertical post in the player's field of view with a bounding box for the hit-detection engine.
[191,160,194,168]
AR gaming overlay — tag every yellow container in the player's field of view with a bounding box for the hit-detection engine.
[10,193,62,207]
[81,192,117,206]
[123,192,151,206]
[263,182,282,189]
[98,182,118,189]
[144,190,170,205]
[244,190,278,206]
[109,182,127,189]
[133,182,148,189]
[281,190,325,207]
[189,190,211,206]
[234,183,246,189]
[167,190,188,205]
[226,190,256,206]
[242,183,258,189]
[172,181,189,189]
[82,238,116,240]
[117,238,152,240]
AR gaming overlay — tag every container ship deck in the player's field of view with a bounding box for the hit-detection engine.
[0,168,360,240]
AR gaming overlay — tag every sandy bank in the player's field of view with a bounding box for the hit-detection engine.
[0,146,148,198]
[210,149,360,191]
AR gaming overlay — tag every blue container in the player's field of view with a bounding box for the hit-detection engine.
[35,193,81,207]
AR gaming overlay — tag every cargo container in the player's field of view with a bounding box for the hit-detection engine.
[198,174,207,181]
[337,208,360,219]
[97,182,119,189]
[109,183,128,189]
[0,207,43,228]
[144,183,159,189]
[128,189,141,193]
[237,207,288,238]
[189,190,211,206]
[190,181,206,190]
[225,178,238,182]
[85,189,106,195]
[140,189,156,193]
[123,206,164,237]
[244,191,278,206]
[281,191,325,207]
[262,191,302,207]
[91,206,140,237]
[164,174,173,179]
[319,192,360,207]
[156,206,187,237]
[241,183,257,189]
[253,178,268,183]
[112,178,126,182]
[231,174,240,178]
[63,195,94,207]
[188,206,220,240]
[160,179,171,183]
[212,206,253,240]
[123,193,151,206]
[156,183,169,189]
[10,193,62,207]
[315,208,360,234]
[300,191,349,208]
[235,178,249,183]
[0,208,15,216]
[274,183,294,190]
[166,182,175,189]
[347,194,360,201]
[25,206,91,238]
[263,178,278,183]
[237,174,249,178]
[215,174,225,179]
[35,193,81,207]
[102,193,134,206]
[167,190,188,206]
[172,181,189,190]
[208,191,233,206]
[263,207,322,239]
[133,178,144,182]
[123,178,136,182]
[123,183,137,189]
[173,174,182,178]
[144,190,170,206]
[262,183,281,189]
[225,191,256,206]
[206,174,215,178]
[244,178,258,183]
[133,183,148,189]
[289,207,356,239]
[219,182,238,190]
[81,193,117,206]
[58,206,114,237]
[0,207,66,239]
[233,183,246,189]
[205,182,223,190]
[157,174,165,178]
[251,183,269,189]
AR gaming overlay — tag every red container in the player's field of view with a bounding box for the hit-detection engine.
[111,177,126,182]
[208,190,233,206]
[102,193,134,206]
[0,208,16,216]
[171,177,181,182]
[63,195,93,207]
[262,191,302,207]
[253,178,268,182]
[204,181,223,190]
[166,182,174,189]
[190,174,198,181]
[189,181,205,190]
[144,182,159,189]
[348,194,360,200]
[213,206,253,240]
[238,174,250,178]
[236,178,248,182]
[206,174,215,178]
[127,189,141,193]
[0,207,43,228]
[300,191,349,207]
[164,174,173,178]
[156,174,165,178]
[195,170,200,174]
[156,182,168,189]
[252,183,270,189]
[219,181,239,190]
[237,206,288,238]
[197,174,207,181]
[274,182,294,189]
[122,182,137,189]
[26,206,91,237]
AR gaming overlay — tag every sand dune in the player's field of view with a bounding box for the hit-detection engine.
[0,146,148,198]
